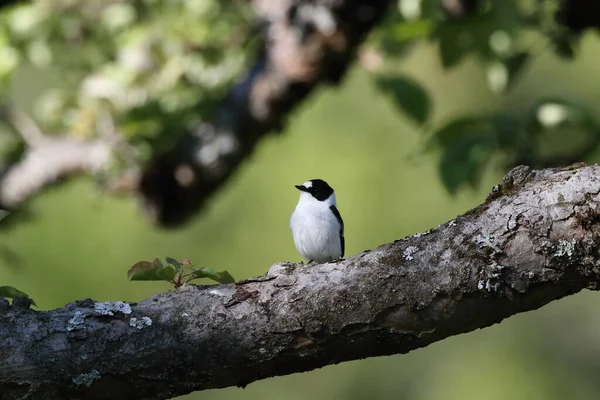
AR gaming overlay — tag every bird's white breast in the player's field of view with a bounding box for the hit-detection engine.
[289,193,342,263]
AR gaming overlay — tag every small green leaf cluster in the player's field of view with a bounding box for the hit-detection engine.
[127,257,235,288]
[369,0,597,193]
[369,1,540,128]
[428,98,599,193]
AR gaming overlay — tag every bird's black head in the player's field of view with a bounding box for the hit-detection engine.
[295,179,334,201]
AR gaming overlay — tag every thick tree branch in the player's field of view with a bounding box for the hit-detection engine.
[2,164,600,399]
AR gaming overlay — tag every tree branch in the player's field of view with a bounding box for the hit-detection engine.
[0,0,392,224]
[2,164,600,399]
[0,137,112,208]
[138,0,392,226]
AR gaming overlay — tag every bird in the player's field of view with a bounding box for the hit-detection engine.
[289,179,345,263]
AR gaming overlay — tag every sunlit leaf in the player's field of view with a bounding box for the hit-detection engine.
[379,18,433,56]
[376,75,431,125]
[0,285,36,306]
[0,46,19,80]
[528,98,597,133]
[190,268,235,284]
[391,19,433,41]
[489,30,513,57]
[486,62,509,94]
[127,258,165,281]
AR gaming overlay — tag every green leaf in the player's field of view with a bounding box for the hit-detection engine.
[492,113,528,150]
[429,115,499,193]
[504,52,529,90]
[164,257,182,272]
[127,258,165,281]
[190,268,235,284]
[0,285,36,306]
[156,263,177,281]
[439,137,493,194]
[152,257,164,268]
[376,75,431,125]
[438,35,466,68]
[0,210,8,222]
[391,19,433,41]
[434,22,470,69]
[427,116,493,150]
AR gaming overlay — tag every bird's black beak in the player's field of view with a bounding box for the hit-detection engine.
[295,185,308,192]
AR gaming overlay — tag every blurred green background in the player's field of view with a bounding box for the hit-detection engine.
[3,1,600,399]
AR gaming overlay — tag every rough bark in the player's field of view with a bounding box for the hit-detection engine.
[2,164,600,400]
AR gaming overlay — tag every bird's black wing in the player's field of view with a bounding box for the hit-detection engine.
[329,205,345,258]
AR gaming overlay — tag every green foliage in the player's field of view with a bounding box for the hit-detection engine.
[128,257,235,288]
[370,0,598,193]
[0,0,256,168]
[428,116,495,193]
[376,75,431,125]
[425,97,600,192]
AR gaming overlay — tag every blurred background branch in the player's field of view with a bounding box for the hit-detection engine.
[1,0,600,226]
[0,0,393,226]
[139,0,392,226]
